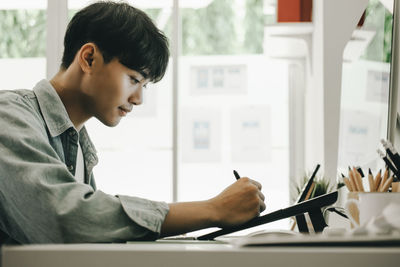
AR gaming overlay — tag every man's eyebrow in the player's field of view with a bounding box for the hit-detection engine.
[129,69,150,82]
[138,70,149,80]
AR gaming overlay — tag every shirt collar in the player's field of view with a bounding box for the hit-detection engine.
[33,79,75,137]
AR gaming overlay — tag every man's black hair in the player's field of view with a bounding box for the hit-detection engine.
[61,1,169,83]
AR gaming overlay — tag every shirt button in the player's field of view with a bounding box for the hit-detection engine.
[68,165,74,171]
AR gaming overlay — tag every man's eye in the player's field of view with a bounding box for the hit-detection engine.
[130,76,139,84]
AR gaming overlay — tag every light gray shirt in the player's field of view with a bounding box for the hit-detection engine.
[0,80,169,244]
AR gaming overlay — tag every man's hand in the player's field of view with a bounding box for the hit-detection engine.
[160,178,265,238]
[208,177,266,228]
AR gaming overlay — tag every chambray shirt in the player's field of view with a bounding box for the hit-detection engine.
[0,80,169,244]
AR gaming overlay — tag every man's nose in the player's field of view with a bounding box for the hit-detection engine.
[129,86,143,105]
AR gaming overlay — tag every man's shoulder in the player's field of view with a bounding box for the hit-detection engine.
[0,88,43,125]
[0,88,36,105]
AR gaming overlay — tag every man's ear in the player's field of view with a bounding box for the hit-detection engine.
[77,43,102,73]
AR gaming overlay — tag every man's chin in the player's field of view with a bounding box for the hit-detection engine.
[98,117,121,127]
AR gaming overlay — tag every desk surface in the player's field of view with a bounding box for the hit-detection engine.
[2,241,400,267]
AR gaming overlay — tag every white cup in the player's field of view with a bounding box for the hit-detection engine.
[345,192,400,227]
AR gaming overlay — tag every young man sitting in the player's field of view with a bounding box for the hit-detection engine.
[0,1,265,244]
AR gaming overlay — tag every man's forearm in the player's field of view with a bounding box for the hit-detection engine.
[159,201,218,237]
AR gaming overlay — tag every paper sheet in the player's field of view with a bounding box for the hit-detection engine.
[338,109,381,166]
[180,107,221,162]
[231,106,271,162]
[190,65,247,95]
[366,70,390,103]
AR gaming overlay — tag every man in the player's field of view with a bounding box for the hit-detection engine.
[0,1,265,244]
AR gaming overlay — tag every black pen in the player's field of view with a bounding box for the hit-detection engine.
[386,141,400,170]
[377,149,399,177]
[233,170,241,180]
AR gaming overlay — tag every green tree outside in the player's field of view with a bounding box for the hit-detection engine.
[0,0,266,59]
[0,10,46,58]
[361,0,393,63]
[0,0,393,62]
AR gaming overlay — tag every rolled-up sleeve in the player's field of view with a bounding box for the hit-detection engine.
[118,195,169,234]
[0,93,169,244]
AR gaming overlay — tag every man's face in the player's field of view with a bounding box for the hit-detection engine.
[81,57,150,127]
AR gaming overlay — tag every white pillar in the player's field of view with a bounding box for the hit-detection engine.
[46,0,68,79]
[309,0,368,181]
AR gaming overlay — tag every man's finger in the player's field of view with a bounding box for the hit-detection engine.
[250,179,262,190]
[259,200,266,213]
[258,191,265,201]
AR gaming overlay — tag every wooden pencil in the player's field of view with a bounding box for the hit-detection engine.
[368,168,375,192]
[380,175,393,192]
[374,169,382,190]
[349,167,358,191]
[343,177,353,191]
[392,182,399,192]
[379,168,389,192]
[353,167,364,192]
[290,182,315,230]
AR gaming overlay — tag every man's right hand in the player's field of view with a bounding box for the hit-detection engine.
[208,177,266,228]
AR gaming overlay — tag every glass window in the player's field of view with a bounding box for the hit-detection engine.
[178,0,290,232]
[338,0,394,174]
[0,0,47,90]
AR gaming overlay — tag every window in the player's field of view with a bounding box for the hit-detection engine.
[0,0,47,90]
[338,0,394,174]
[178,0,290,231]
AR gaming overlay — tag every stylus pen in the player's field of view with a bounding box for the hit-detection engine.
[233,170,241,180]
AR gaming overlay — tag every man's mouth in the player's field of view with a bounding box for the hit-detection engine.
[118,107,131,116]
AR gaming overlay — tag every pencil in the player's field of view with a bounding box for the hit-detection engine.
[304,182,316,200]
[382,139,400,170]
[290,182,315,230]
[379,175,393,192]
[368,168,375,192]
[374,169,382,190]
[392,182,399,192]
[379,167,389,192]
[233,170,241,180]
[356,166,364,177]
[377,149,398,178]
[353,167,364,192]
[381,139,396,162]
[343,177,353,191]
[348,167,358,191]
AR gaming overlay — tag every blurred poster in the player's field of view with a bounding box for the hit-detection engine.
[181,107,221,162]
[190,65,247,95]
[366,70,389,103]
[338,110,381,167]
[231,106,271,162]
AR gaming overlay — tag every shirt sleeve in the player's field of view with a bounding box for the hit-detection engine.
[0,93,169,244]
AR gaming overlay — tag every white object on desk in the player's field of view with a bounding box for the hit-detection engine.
[232,231,400,248]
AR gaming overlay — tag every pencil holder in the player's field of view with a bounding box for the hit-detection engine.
[345,192,360,228]
[345,192,400,228]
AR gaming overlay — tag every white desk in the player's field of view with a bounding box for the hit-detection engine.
[2,241,399,267]
[2,241,400,267]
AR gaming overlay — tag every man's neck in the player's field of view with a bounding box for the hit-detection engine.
[50,69,90,131]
